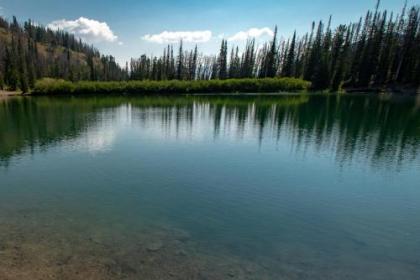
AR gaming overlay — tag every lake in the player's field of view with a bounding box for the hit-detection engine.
[0,94,419,279]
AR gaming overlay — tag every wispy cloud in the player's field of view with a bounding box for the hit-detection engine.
[227,27,274,42]
[47,17,118,43]
[142,30,212,44]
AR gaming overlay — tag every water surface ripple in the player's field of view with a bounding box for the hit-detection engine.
[0,94,419,279]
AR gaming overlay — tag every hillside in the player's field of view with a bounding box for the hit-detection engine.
[0,16,126,92]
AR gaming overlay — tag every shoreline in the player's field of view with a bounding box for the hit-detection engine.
[0,90,23,98]
[2,86,419,98]
[344,85,419,96]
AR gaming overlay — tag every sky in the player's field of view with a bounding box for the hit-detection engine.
[0,0,415,65]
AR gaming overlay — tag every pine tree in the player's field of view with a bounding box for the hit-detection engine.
[218,40,228,79]
[177,40,184,80]
[4,37,19,91]
[266,26,278,77]
[282,31,296,77]
[308,21,325,89]
[330,25,347,91]
[17,37,29,92]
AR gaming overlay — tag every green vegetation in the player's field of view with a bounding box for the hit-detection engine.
[0,1,419,93]
[32,77,310,95]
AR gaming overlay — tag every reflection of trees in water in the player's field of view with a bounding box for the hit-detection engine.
[131,95,419,170]
[290,95,420,169]
[0,98,92,165]
[232,95,418,169]
[1,95,419,169]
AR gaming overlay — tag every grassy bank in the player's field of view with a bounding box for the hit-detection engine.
[32,78,311,95]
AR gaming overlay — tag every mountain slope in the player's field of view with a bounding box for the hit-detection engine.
[0,16,126,92]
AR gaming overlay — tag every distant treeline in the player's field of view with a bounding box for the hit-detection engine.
[128,1,419,91]
[1,1,419,93]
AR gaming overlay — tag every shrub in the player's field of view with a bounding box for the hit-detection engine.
[33,77,311,95]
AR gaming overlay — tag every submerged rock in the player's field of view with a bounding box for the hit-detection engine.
[147,240,163,252]
[175,249,187,257]
[119,262,137,274]
[244,262,260,273]
[173,230,191,243]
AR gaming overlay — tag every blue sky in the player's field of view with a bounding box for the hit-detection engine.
[0,0,414,65]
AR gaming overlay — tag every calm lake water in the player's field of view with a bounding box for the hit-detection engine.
[0,94,419,279]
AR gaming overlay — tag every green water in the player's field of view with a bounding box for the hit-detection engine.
[0,94,419,279]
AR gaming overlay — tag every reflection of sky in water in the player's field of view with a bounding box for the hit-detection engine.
[64,124,116,154]
[62,109,126,154]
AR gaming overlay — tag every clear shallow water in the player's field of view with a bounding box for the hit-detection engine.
[0,94,420,279]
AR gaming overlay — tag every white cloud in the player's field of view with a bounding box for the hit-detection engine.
[142,30,212,44]
[47,17,118,43]
[228,27,274,42]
